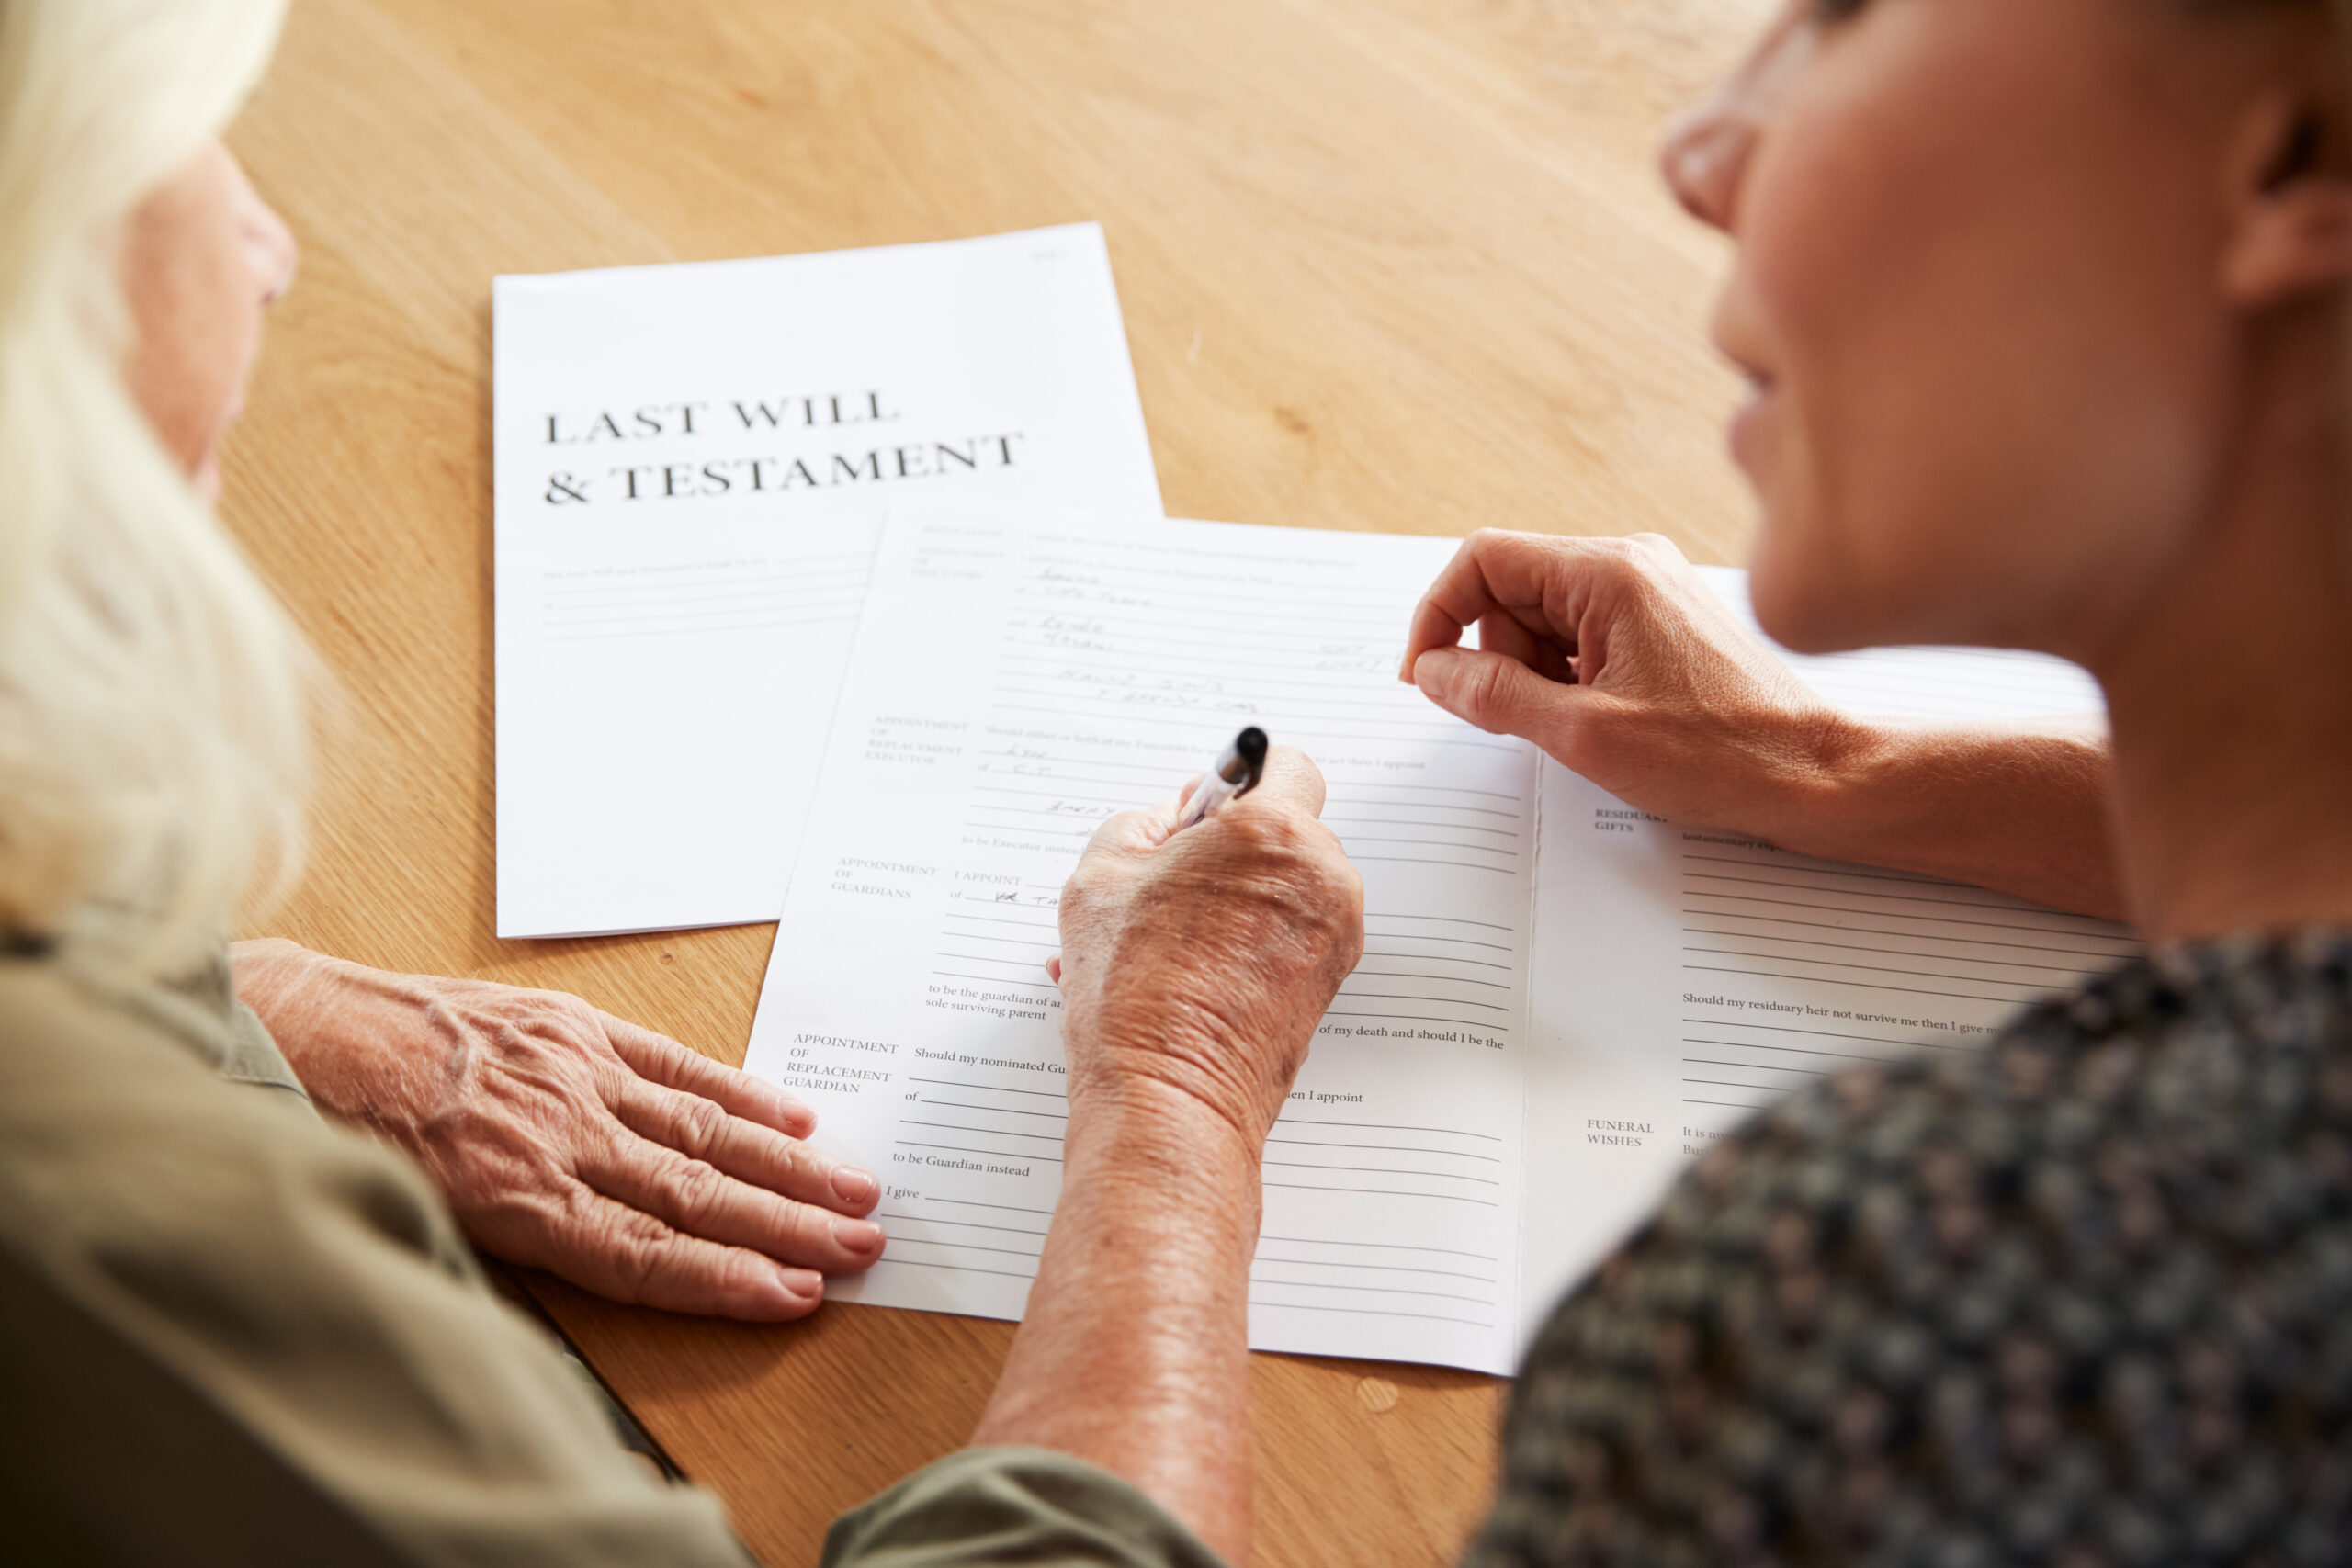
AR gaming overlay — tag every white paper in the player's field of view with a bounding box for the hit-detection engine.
[744,502,1532,1372]
[492,225,1162,938]
[743,505,2132,1374]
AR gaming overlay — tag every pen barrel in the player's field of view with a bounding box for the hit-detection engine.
[1177,773,1240,829]
[1174,727,1268,830]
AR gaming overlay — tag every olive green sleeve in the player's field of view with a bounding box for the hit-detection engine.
[0,963,757,1568]
[821,1448,1229,1568]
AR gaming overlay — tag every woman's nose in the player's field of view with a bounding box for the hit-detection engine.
[229,158,299,306]
[1659,91,1754,234]
[246,200,298,306]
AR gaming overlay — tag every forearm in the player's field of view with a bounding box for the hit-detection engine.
[1762,718,2123,921]
[970,1084,1264,1567]
[229,939,417,1112]
[229,936,337,1037]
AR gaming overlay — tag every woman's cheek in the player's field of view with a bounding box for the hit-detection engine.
[1724,203,1866,645]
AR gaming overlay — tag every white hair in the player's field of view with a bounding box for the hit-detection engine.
[0,0,306,982]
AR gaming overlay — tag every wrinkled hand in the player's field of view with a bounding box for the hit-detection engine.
[1047,748,1365,1151]
[231,940,882,1321]
[1401,529,1851,837]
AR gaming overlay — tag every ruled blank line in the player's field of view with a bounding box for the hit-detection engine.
[1680,944,2101,987]
[1258,1233,1498,1261]
[972,786,1136,806]
[1678,1018,1962,1052]
[1685,872,2121,927]
[1340,837,1521,860]
[908,1077,1064,1100]
[1679,914,2132,963]
[1680,929,2109,979]
[1681,1035,1948,1065]
[1339,988,1509,1013]
[1263,1180,1497,1207]
[1363,947,1509,971]
[969,804,1117,820]
[1247,1274,1494,1305]
[900,1121,1065,1144]
[1266,1135,1501,1162]
[1274,1118,1503,1141]
[1363,931,1510,953]
[876,1212,1047,1237]
[920,1100,1069,1122]
[1347,966,1511,991]
[1685,1057,1828,1077]
[1245,1297,1492,1328]
[1251,1254,1497,1283]
[888,1237,1043,1261]
[1363,914,1516,934]
[880,1258,1036,1282]
[1264,1160,1499,1187]
[1329,806,1523,824]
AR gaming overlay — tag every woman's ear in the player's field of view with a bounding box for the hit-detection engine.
[2221,89,2352,308]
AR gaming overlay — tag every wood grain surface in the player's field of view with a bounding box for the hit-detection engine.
[219,2,1770,1562]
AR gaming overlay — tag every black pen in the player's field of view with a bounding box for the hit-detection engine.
[1175,728,1269,830]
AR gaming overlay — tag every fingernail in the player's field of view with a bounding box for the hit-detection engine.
[832,1217,885,1253]
[1413,648,1458,698]
[778,1267,823,1303]
[832,1166,878,1203]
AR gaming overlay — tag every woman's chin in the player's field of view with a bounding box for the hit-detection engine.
[1729,397,1853,650]
[1747,530,1871,656]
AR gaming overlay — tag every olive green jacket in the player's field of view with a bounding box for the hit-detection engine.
[0,953,752,1565]
[0,950,1215,1567]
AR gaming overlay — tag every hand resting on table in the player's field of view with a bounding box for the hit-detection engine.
[232,939,883,1321]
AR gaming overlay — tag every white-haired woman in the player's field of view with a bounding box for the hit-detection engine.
[0,2,932,1557]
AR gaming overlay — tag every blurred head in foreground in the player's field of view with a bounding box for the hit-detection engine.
[0,0,306,984]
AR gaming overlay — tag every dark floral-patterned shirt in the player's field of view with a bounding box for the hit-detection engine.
[1472,930,2352,1568]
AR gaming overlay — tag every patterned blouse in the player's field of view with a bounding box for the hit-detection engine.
[827,931,2352,1568]
[1469,930,2352,1568]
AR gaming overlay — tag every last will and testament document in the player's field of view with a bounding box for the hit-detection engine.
[740,502,2128,1376]
[492,225,1161,938]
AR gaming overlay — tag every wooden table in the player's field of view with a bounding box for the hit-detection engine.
[221,2,1768,1562]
